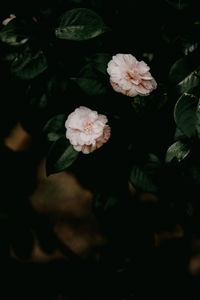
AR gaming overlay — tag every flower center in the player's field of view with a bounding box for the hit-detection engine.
[83,121,93,133]
[126,70,140,83]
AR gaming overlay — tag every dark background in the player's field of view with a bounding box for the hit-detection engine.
[1,1,200,299]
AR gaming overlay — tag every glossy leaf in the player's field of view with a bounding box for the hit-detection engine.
[174,93,199,138]
[165,140,191,163]
[46,137,79,175]
[169,50,200,85]
[43,114,66,142]
[55,8,109,40]
[176,71,200,94]
[0,19,29,46]
[10,46,48,80]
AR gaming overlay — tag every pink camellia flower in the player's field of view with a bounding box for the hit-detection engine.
[65,106,111,154]
[2,14,16,26]
[107,53,157,97]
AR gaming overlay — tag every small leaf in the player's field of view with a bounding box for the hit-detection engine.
[165,0,190,10]
[71,63,109,96]
[130,166,158,193]
[93,192,119,212]
[71,77,108,96]
[86,53,111,74]
[165,140,191,163]
[129,154,160,193]
[46,137,79,175]
[43,114,66,142]
[196,99,200,139]
[0,18,30,46]
[55,8,110,40]
[174,93,199,138]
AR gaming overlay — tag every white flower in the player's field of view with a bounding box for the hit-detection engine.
[65,106,111,154]
[2,14,16,26]
[107,53,157,97]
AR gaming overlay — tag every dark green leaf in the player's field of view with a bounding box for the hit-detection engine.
[10,45,48,80]
[55,8,110,40]
[165,0,190,10]
[71,77,108,96]
[46,137,79,175]
[176,71,200,94]
[174,93,199,138]
[130,154,160,193]
[130,165,158,193]
[43,114,66,142]
[86,53,111,74]
[169,50,200,85]
[196,99,200,138]
[93,192,119,212]
[71,63,109,96]
[165,140,191,163]
[0,18,29,46]
[174,127,186,141]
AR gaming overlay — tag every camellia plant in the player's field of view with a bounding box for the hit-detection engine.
[1,0,200,299]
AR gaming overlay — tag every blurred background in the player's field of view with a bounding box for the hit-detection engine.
[1,0,200,299]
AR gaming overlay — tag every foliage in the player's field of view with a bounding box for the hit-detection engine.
[1,0,200,299]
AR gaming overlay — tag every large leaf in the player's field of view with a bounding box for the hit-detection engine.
[55,8,109,40]
[10,45,48,80]
[43,114,66,142]
[165,140,191,163]
[46,137,79,175]
[169,50,200,85]
[174,93,199,138]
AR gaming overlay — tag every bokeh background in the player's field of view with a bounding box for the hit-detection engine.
[1,1,200,299]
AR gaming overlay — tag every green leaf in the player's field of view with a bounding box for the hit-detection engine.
[93,193,119,212]
[174,93,199,138]
[46,137,79,175]
[71,77,108,96]
[43,114,66,142]
[165,140,191,163]
[165,0,190,10]
[129,154,160,193]
[130,166,158,193]
[169,50,200,85]
[174,127,186,141]
[0,18,29,46]
[71,63,109,96]
[176,70,200,94]
[55,8,110,40]
[10,45,48,80]
[85,53,111,74]
[196,99,200,139]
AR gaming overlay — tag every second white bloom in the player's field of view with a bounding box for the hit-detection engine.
[107,53,157,97]
[65,106,111,154]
